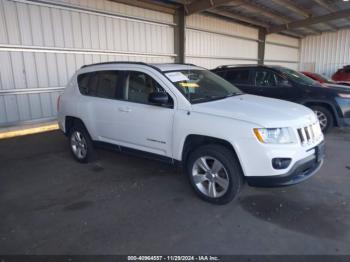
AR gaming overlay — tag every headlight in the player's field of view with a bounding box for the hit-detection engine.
[253,128,293,144]
[338,93,350,99]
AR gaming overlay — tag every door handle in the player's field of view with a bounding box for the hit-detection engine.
[118,107,131,113]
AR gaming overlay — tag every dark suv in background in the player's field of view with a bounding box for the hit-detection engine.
[212,65,350,133]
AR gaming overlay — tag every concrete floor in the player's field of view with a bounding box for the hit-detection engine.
[0,128,350,255]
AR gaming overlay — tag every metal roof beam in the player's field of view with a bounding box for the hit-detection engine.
[311,0,350,26]
[281,31,304,38]
[185,0,235,15]
[108,0,177,14]
[268,8,350,34]
[312,0,336,12]
[270,0,310,18]
[207,9,269,27]
[225,0,289,23]
[269,0,336,33]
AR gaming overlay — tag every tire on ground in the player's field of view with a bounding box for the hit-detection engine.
[186,144,244,205]
[310,105,334,133]
[68,122,94,163]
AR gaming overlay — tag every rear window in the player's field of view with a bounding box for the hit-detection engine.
[344,66,350,73]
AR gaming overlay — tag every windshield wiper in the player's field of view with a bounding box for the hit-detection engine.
[225,92,242,97]
[191,93,242,103]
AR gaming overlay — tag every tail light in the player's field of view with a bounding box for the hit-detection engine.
[57,95,61,112]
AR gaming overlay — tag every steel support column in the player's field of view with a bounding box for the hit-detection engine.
[174,6,186,64]
[258,28,266,65]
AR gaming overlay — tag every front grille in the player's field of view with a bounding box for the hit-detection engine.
[297,123,322,145]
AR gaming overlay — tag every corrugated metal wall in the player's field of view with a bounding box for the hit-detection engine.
[185,14,300,70]
[264,33,300,70]
[300,29,350,77]
[0,0,175,127]
[185,14,259,69]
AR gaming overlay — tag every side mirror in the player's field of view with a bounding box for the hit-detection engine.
[148,92,169,106]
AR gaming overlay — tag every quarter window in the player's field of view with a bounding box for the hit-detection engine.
[77,73,91,95]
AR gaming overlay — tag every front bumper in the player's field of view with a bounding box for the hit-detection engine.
[247,142,325,187]
[338,117,350,127]
[335,97,350,127]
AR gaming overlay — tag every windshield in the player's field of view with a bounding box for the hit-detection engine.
[164,69,242,103]
[279,68,317,85]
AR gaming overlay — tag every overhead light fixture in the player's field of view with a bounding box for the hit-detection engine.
[343,0,349,2]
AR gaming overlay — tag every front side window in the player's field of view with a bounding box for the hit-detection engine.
[279,67,317,85]
[165,69,242,104]
[126,71,173,106]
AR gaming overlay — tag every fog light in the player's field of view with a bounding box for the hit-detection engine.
[272,158,291,169]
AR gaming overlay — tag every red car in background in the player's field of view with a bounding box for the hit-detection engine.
[301,71,335,84]
[332,65,350,86]
[302,70,350,86]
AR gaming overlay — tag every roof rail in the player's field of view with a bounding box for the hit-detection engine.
[80,61,199,72]
[80,61,150,69]
[214,64,261,69]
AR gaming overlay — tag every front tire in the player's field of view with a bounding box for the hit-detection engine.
[69,124,94,163]
[186,144,244,205]
[310,106,334,133]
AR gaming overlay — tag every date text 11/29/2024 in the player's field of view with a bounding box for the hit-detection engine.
[127,255,220,261]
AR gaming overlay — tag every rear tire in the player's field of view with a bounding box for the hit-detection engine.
[310,105,334,133]
[186,144,244,205]
[68,123,94,163]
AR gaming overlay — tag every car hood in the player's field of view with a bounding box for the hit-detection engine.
[322,83,350,90]
[191,94,317,127]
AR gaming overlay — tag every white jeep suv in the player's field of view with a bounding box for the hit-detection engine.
[58,62,325,204]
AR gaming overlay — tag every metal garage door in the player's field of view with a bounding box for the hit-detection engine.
[0,0,175,127]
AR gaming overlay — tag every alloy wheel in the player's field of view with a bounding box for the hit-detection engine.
[314,110,328,131]
[70,131,88,159]
[192,156,229,198]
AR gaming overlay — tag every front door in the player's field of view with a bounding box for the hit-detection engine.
[112,70,175,157]
[253,69,294,101]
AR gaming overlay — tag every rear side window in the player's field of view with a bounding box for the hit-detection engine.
[77,71,121,99]
[225,69,251,84]
[96,71,120,99]
[212,70,226,78]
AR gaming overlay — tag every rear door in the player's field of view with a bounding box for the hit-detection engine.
[77,70,125,140]
[83,70,126,142]
[223,68,254,93]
